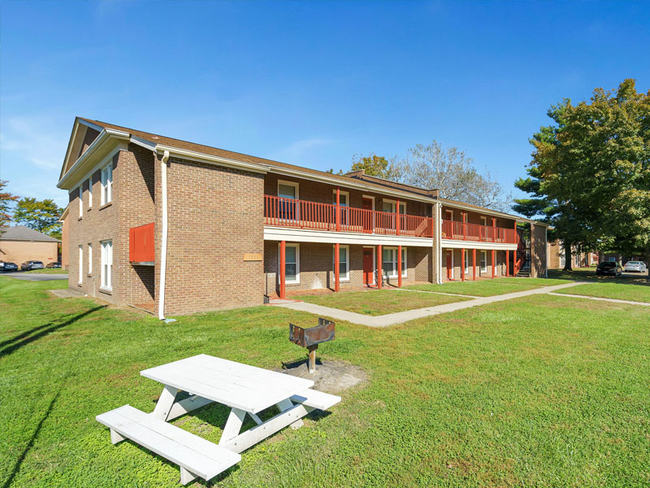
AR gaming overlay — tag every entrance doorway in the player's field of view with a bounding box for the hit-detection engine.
[363,247,374,286]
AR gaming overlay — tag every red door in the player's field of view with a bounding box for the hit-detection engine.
[446,250,453,280]
[363,248,374,286]
[362,198,373,233]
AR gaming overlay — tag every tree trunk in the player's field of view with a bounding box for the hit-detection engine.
[563,241,573,271]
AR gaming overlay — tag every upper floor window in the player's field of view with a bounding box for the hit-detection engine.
[101,163,113,205]
[382,199,405,214]
[278,181,298,200]
[78,186,83,218]
[87,178,93,208]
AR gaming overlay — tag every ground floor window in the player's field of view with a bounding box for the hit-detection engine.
[101,240,113,290]
[481,251,487,273]
[382,247,406,278]
[332,245,350,282]
[78,245,83,284]
[464,250,470,274]
[88,243,92,276]
[279,243,300,284]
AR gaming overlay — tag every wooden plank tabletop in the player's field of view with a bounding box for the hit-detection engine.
[141,355,314,414]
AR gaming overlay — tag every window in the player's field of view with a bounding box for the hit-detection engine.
[101,163,113,205]
[278,181,298,199]
[78,245,83,284]
[480,251,487,273]
[464,250,470,273]
[101,240,113,290]
[87,178,93,208]
[332,245,350,282]
[382,247,407,278]
[278,180,299,220]
[480,216,487,226]
[382,199,406,214]
[332,190,349,206]
[279,244,300,284]
[88,243,92,275]
[78,186,83,218]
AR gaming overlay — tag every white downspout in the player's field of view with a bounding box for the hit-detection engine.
[436,202,443,284]
[158,150,170,320]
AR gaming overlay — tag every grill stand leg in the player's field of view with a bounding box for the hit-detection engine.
[307,345,318,373]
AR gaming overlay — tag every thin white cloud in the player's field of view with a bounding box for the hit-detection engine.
[1,116,67,170]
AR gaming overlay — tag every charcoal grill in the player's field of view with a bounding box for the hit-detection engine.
[289,318,335,373]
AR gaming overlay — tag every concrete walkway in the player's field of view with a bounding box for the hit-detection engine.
[4,272,69,281]
[272,282,586,327]
[548,292,650,307]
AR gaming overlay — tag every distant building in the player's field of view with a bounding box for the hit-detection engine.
[0,226,60,266]
[547,239,598,269]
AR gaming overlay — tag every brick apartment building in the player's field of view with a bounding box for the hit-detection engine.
[58,117,548,318]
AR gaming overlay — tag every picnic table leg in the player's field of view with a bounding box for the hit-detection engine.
[151,385,179,421]
[219,408,246,445]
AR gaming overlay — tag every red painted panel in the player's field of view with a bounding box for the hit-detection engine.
[129,223,155,262]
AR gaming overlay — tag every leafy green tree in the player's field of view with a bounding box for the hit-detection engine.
[0,180,19,234]
[13,198,63,239]
[350,153,400,179]
[518,79,650,265]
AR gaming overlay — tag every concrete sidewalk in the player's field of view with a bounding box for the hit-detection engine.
[548,292,650,307]
[272,282,586,327]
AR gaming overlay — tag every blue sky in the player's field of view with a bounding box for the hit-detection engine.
[1,0,648,209]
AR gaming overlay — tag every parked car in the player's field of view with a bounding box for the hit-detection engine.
[596,261,622,276]
[2,262,18,272]
[623,261,647,273]
[46,262,62,269]
[21,260,44,271]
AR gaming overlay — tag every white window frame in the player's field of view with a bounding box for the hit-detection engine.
[480,250,487,273]
[78,245,83,284]
[100,163,113,205]
[278,243,300,284]
[480,216,487,226]
[100,240,113,291]
[464,250,470,274]
[332,244,350,283]
[332,190,350,206]
[78,186,83,218]
[382,247,407,279]
[362,195,375,211]
[88,243,92,276]
[445,209,454,221]
[87,178,93,209]
[277,180,299,200]
[381,199,406,214]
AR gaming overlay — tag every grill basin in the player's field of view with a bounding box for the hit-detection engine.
[289,318,335,372]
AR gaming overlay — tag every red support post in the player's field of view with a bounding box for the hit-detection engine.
[492,249,496,278]
[462,212,467,240]
[396,198,400,235]
[334,243,340,292]
[336,187,341,232]
[506,249,510,277]
[398,245,402,288]
[473,248,477,281]
[461,248,465,282]
[377,245,383,289]
[280,240,286,299]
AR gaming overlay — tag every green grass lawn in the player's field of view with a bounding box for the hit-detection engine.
[2,277,650,487]
[554,281,650,303]
[23,268,68,274]
[294,289,471,315]
[407,277,569,297]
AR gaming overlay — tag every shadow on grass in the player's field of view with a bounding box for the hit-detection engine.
[548,269,650,286]
[2,390,61,488]
[0,305,105,358]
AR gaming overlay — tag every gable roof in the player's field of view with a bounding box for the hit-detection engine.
[0,226,60,242]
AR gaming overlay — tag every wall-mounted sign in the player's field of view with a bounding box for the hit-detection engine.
[243,253,263,262]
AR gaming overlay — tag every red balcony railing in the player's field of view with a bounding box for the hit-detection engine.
[264,195,434,238]
[129,223,155,263]
[441,219,517,244]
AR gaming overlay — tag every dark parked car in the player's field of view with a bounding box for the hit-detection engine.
[2,262,18,272]
[596,261,622,277]
[46,262,62,269]
[21,260,44,271]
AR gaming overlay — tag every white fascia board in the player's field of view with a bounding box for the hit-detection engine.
[155,144,268,174]
[130,135,157,151]
[57,129,130,190]
[264,226,434,247]
[441,239,518,251]
[261,166,436,205]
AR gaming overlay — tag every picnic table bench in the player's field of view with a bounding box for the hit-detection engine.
[96,354,340,485]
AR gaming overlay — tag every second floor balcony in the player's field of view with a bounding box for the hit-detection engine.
[441,219,517,244]
[264,195,434,238]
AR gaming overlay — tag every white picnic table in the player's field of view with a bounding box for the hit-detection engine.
[96,354,340,485]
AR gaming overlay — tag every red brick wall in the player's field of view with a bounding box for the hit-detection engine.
[158,157,265,315]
